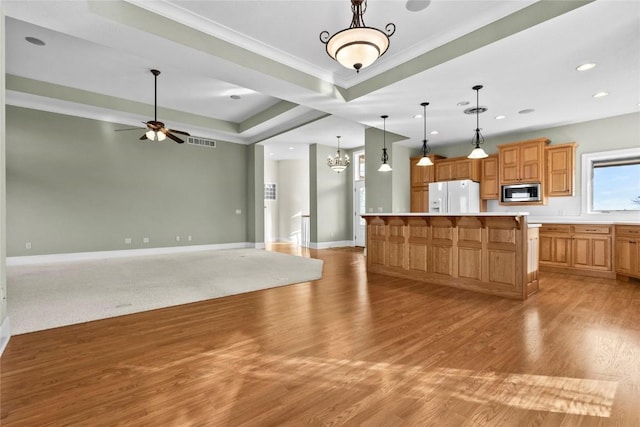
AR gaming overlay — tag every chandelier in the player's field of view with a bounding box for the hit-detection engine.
[320,0,395,73]
[467,85,489,159]
[416,102,433,166]
[378,115,391,172]
[327,136,351,173]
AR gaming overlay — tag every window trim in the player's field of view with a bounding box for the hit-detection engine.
[582,147,640,215]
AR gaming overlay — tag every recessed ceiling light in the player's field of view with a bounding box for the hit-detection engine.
[518,109,536,114]
[413,114,423,119]
[288,147,294,150]
[230,95,241,100]
[457,101,470,106]
[494,115,506,120]
[25,36,45,46]
[406,0,431,12]
[576,63,597,71]
[593,91,609,98]
[430,130,439,135]
[269,152,274,156]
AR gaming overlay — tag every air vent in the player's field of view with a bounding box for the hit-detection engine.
[187,136,217,148]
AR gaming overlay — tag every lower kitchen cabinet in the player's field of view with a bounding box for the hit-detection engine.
[410,186,429,213]
[615,225,640,280]
[539,224,613,278]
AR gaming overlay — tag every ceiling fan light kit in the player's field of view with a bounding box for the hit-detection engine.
[140,69,190,144]
[320,0,395,73]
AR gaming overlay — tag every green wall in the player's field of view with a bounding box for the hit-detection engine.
[309,143,352,245]
[6,106,254,256]
[364,126,407,213]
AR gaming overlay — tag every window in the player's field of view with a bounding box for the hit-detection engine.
[264,183,276,200]
[583,148,640,214]
[353,150,365,181]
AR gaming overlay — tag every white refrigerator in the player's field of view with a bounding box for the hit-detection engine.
[428,180,480,213]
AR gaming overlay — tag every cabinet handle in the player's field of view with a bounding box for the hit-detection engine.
[585,229,597,232]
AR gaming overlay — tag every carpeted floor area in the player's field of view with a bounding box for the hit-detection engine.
[7,248,323,335]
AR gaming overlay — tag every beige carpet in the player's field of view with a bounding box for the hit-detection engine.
[7,248,323,335]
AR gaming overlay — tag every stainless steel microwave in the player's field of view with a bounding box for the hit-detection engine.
[501,183,541,202]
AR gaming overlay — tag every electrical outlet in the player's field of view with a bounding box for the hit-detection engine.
[125,238,132,245]
[26,242,32,250]
[176,236,181,242]
[235,209,242,215]
[188,235,192,241]
[143,237,149,243]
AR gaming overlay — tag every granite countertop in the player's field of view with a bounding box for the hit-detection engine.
[527,216,640,225]
[362,212,530,217]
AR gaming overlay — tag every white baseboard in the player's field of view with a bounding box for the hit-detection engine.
[0,316,10,357]
[6,242,263,266]
[310,240,354,249]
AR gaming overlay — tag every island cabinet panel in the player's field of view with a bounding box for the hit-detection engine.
[363,214,536,300]
[430,217,455,277]
[457,217,483,281]
[368,218,387,267]
[487,251,517,286]
[388,219,407,270]
[408,219,428,272]
[527,227,540,295]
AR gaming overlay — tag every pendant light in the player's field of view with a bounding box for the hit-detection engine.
[416,102,433,166]
[378,115,392,172]
[327,136,351,173]
[467,85,488,159]
[319,0,396,73]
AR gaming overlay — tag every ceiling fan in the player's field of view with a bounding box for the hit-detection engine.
[138,69,190,144]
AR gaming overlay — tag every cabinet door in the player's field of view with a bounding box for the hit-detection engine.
[539,234,571,266]
[573,235,611,271]
[480,155,499,200]
[500,146,520,183]
[410,186,429,213]
[520,142,544,182]
[435,161,454,182]
[410,157,424,187]
[615,238,633,274]
[546,144,575,196]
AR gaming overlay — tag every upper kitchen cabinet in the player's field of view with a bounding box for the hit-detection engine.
[435,156,481,182]
[480,154,499,200]
[546,143,577,197]
[410,155,445,213]
[410,155,445,187]
[498,138,550,184]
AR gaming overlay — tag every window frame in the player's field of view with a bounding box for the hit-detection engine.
[582,147,640,215]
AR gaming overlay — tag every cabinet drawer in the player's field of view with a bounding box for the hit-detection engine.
[572,225,611,234]
[616,225,640,237]
[540,224,571,233]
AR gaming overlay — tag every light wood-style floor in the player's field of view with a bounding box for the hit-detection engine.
[1,244,639,426]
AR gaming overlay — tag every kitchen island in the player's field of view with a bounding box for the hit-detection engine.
[362,213,539,300]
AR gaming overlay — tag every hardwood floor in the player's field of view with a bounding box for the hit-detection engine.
[1,244,639,426]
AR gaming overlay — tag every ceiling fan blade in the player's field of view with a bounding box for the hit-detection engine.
[168,128,190,136]
[165,131,185,144]
[115,127,143,132]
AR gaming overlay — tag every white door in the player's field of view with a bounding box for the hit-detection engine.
[354,180,366,247]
